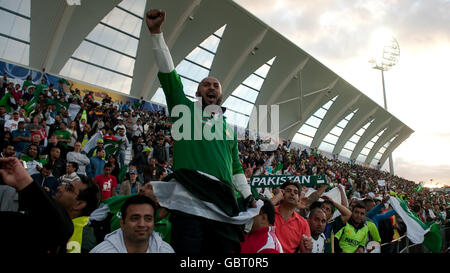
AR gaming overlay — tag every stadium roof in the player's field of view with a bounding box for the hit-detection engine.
[0,0,413,168]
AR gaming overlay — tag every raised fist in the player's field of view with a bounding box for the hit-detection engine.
[146,9,166,34]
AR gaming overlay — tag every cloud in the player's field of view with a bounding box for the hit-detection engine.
[235,0,450,62]
[235,0,450,187]
[394,157,450,186]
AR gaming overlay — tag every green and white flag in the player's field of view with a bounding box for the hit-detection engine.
[250,174,328,188]
[58,78,71,94]
[416,182,424,193]
[35,83,48,95]
[24,97,38,116]
[47,98,69,112]
[104,138,121,158]
[388,196,442,253]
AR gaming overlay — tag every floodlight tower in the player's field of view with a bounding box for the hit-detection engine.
[369,36,400,175]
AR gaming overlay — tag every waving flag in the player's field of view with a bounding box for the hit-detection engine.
[415,182,424,193]
[388,196,442,253]
[104,138,121,158]
[24,97,38,116]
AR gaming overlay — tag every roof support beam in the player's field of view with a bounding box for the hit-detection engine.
[378,131,412,168]
[310,93,361,148]
[132,0,203,100]
[279,120,303,134]
[303,78,339,97]
[285,77,340,141]
[274,96,300,106]
[30,0,120,74]
[364,125,403,164]
[350,117,392,160]
[332,105,378,155]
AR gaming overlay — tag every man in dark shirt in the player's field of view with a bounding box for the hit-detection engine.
[31,164,60,196]
[46,147,67,179]
[0,157,74,253]
[152,138,168,165]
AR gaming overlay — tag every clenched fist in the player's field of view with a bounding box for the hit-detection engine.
[300,234,313,253]
[146,9,166,34]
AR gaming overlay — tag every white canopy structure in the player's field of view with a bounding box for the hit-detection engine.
[0,0,413,168]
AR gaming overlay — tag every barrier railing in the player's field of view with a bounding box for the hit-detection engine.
[380,234,407,253]
[381,226,450,253]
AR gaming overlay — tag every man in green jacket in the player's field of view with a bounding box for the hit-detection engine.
[334,201,370,253]
[145,6,258,253]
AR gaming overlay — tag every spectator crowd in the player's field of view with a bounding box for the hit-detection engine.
[0,71,448,254]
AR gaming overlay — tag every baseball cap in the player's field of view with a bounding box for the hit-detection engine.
[97,139,104,143]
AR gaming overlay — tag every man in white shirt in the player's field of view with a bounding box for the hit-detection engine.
[90,195,174,253]
[115,128,129,168]
[307,208,327,253]
[4,111,24,132]
[114,117,127,133]
[66,142,90,176]
[133,119,144,139]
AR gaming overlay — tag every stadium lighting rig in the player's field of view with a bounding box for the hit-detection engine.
[369,35,400,175]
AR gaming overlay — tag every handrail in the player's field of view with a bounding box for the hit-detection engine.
[380,234,407,247]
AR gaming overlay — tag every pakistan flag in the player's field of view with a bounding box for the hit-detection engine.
[103,138,121,158]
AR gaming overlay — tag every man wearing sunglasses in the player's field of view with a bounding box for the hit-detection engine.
[0,157,100,253]
[55,176,100,253]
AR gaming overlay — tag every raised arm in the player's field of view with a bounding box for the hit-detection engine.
[322,195,352,223]
[338,184,348,208]
[145,9,174,74]
[146,9,165,34]
[146,8,190,112]
[306,185,328,207]
[0,157,74,251]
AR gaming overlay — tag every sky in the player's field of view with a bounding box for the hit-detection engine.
[235,0,450,188]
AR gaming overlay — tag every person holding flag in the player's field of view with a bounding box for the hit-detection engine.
[145,6,260,253]
[22,85,35,104]
[388,196,443,253]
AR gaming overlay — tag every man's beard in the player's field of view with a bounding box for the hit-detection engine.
[201,95,222,110]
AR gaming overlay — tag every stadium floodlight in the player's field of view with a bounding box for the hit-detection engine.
[369,35,400,175]
[369,36,400,72]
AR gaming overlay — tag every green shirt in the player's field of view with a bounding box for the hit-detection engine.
[158,71,243,184]
[335,221,369,253]
[367,220,381,243]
